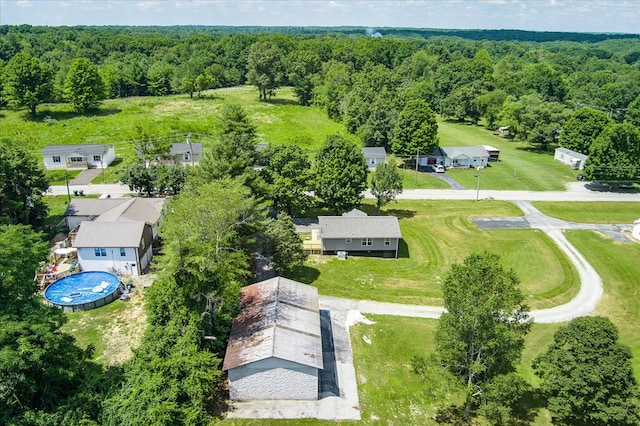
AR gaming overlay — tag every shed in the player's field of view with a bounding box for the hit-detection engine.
[223,277,323,401]
[554,147,588,170]
[483,145,500,162]
[361,147,387,171]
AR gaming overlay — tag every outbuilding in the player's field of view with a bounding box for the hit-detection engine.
[554,147,588,170]
[222,277,323,401]
[361,147,387,171]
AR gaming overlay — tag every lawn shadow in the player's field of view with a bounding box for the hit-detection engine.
[511,388,547,424]
[264,97,300,106]
[384,208,416,219]
[287,264,320,285]
[25,107,121,122]
[397,239,410,259]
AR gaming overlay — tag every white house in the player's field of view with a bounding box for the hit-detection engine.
[633,219,640,242]
[361,147,387,170]
[223,277,323,401]
[426,146,489,169]
[66,197,166,275]
[42,144,116,170]
[554,147,588,170]
[169,142,202,166]
[72,221,153,276]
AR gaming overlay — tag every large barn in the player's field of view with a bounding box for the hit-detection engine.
[222,277,324,401]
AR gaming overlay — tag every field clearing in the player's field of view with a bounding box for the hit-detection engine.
[291,199,580,309]
[2,87,580,191]
[60,287,147,365]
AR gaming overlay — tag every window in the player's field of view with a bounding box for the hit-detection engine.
[93,155,102,162]
[52,156,61,163]
[69,156,83,163]
[183,153,190,161]
[384,238,391,246]
[369,158,376,165]
[120,248,126,256]
[94,248,107,257]
[361,238,373,246]
[345,238,352,244]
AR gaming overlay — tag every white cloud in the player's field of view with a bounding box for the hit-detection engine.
[16,0,32,7]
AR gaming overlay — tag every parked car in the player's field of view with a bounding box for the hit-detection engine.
[435,165,445,173]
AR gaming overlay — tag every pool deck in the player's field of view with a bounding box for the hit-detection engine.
[35,243,78,288]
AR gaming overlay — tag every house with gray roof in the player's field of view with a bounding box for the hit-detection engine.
[169,142,203,166]
[427,146,489,169]
[223,276,323,401]
[361,147,387,171]
[66,197,166,275]
[318,209,402,258]
[42,144,116,170]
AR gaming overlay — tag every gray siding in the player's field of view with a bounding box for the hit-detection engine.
[322,237,399,253]
[228,357,318,401]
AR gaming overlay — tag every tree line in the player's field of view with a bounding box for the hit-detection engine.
[1,26,639,180]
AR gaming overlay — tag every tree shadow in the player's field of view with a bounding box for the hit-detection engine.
[24,107,121,122]
[510,388,547,425]
[384,208,416,219]
[286,264,320,285]
[264,97,300,106]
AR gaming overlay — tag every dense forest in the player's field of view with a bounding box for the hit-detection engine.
[1,26,640,425]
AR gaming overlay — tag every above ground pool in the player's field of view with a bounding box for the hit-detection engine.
[44,271,122,312]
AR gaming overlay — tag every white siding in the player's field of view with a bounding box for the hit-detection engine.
[87,147,116,168]
[77,247,141,276]
[228,357,318,401]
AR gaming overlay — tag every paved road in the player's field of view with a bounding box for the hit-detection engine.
[49,182,639,202]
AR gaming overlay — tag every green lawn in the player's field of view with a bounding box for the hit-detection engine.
[291,199,580,309]
[533,201,640,223]
[438,120,579,191]
[60,289,147,366]
[3,88,579,191]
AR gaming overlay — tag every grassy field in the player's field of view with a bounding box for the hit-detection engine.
[60,288,147,365]
[291,199,580,309]
[2,86,580,190]
[533,201,640,224]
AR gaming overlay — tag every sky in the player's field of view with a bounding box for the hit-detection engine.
[0,0,638,34]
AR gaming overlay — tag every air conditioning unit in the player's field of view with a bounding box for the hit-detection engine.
[337,251,348,260]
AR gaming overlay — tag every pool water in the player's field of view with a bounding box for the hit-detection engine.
[44,271,121,310]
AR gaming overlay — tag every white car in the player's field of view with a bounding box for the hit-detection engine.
[435,165,445,173]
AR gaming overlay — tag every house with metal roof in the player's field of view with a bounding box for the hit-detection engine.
[361,147,387,171]
[42,144,116,170]
[65,198,166,275]
[223,277,323,401]
[318,210,402,258]
[554,147,588,170]
[169,142,202,166]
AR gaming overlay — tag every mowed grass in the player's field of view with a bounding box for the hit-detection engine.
[438,120,578,191]
[565,230,640,379]
[533,201,640,224]
[291,199,580,309]
[3,87,578,190]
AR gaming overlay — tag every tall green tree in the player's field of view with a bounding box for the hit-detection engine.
[533,316,640,425]
[370,157,403,215]
[2,52,53,115]
[314,135,368,214]
[262,144,313,216]
[436,252,531,419]
[263,212,307,275]
[64,57,105,113]
[246,41,284,101]
[584,123,640,181]
[560,107,613,155]
[218,103,257,140]
[626,93,640,127]
[287,49,321,106]
[0,142,49,227]
[392,99,439,157]
[119,161,155,196]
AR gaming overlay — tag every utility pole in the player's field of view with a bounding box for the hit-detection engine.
[187,132,194,166]
[475,166,481,201]
[64,169,71,203]
[414,148,420,186]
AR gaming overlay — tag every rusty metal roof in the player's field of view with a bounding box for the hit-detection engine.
[222,277,323,371]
